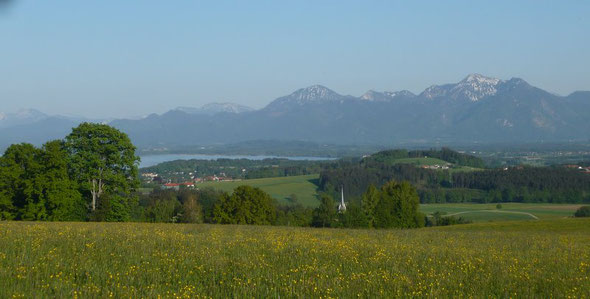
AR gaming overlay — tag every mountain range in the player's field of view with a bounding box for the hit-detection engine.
[2,74,590,151]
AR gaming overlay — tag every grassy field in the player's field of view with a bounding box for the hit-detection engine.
[199,174,320,207]
[0,219,589,297]
[420,203,582,222]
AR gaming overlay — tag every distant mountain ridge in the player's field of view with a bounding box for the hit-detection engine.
[174,102,254,115]
[421,73,502,101]
[2,74,590,151]
[0,109,48,128]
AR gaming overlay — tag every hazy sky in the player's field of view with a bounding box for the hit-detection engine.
[1,0,589,118]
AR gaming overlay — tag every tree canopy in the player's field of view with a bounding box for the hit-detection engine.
[312,194,336,227]
[65,123,140,217]
[369,181,424,229]
[0,123,140,222]
[0,141,84,221]
[213,185,276,225]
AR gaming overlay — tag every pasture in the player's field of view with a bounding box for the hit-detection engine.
[0,219,588,297]
[420,203,582,222]
[199,174,320,207]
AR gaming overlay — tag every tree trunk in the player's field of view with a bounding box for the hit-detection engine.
[91,179,97,211]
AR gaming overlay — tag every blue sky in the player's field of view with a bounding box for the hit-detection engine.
[1,0,589,118]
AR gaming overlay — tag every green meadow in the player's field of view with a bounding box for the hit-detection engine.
[1,219,589,298]
[420,203,582,222]
[199,174,320,207]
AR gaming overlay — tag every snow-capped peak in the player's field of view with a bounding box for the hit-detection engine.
[421,74,503,101]
[264,85,348,110]
[360,90,381,101]
[201,102,254,114]
[385,90,415,98]
[455,74,503,101]
[461,73,501,85]
[290,85,341,102]
[361,90,415,101]
[174,103,254,115]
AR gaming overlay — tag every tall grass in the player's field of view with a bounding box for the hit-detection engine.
[0,219,589,297]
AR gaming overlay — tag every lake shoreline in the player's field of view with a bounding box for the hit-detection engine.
[139,154,337,168]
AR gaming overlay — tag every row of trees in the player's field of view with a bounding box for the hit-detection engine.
[0,123,140,221]
[139,186,316,226]
[137,180,425,229]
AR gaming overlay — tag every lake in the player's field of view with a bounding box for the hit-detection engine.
[139,154,336,168]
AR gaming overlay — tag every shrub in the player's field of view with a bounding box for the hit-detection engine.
[574,206,590,218]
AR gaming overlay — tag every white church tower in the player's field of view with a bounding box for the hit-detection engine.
[338,186,346,212]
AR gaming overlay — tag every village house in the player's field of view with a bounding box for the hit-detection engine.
[420,164,451,170]
[163,182,195,190]
[141,172,159,178]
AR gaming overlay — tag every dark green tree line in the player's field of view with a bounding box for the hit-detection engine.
[0,141,84,221]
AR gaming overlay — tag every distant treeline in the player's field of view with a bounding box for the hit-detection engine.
[320,149,590,204]
[450,167,590,203]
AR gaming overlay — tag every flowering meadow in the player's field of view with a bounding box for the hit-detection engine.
[0,219,589,298]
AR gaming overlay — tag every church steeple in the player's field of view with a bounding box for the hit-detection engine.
[338,186,346,212]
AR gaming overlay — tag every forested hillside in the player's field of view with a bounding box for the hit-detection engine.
[320,149,590,204]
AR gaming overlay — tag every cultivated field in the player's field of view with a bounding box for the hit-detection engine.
[0,219,589,298]
[199,174,320,207]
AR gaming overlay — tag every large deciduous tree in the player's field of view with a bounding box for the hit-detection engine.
[38,140,85,221]
[373,180,425,228]
[213,185,276,225]
[64,123,140,214]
